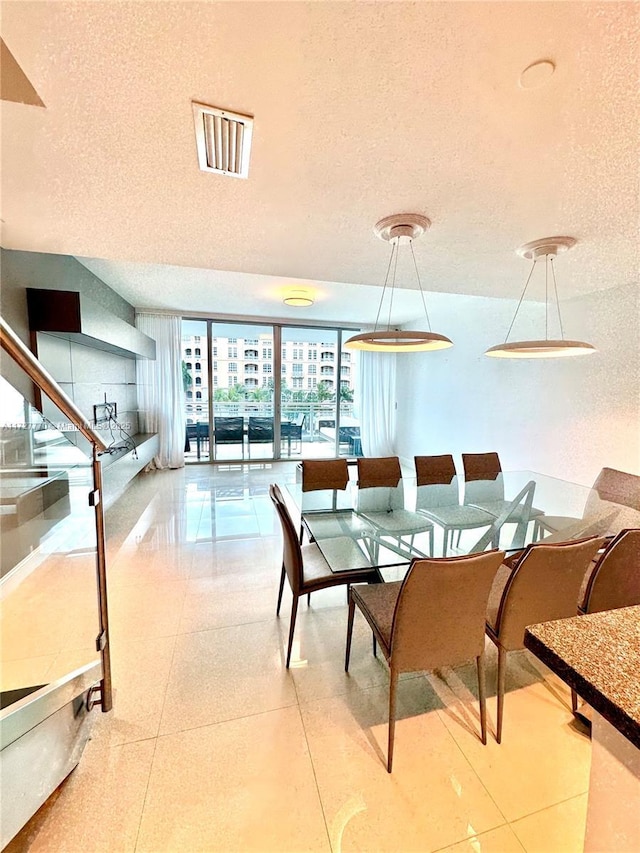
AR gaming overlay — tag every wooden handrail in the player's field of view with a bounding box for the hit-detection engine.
[0,315,107,452]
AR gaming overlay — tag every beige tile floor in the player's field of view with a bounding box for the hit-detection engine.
[6,462,594,852]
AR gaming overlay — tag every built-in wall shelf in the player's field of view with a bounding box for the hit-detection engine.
[27,289,156,360]
[101,432,158,509]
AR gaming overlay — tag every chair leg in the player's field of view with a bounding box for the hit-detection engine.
[372,633,377,657]
[429,527,434,557]
[496,646,507,744]
[571,687,579,714]
[276,564,286,616]
[286,594,299,669]
[307,592,311,606]
[299,523,304,544]
[387,667,399,773]
[443,528,449,557]
[345,594,356,672]
[477,652,487,745]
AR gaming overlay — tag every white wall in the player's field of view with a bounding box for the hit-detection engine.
[395,283,639,486]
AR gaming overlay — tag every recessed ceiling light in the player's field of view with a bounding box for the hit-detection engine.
[283,289,314,307]
[519,60,555,89]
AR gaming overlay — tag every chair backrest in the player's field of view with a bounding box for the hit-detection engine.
[581,529,640,613]
[302,459,349,492]
[301,459,351,512]
[214,417,244,444]
[248,417,274,442]
[187,422,209,439]
[390,550,505,673]
[357,456,402,488]
[268,484,303,595]
[281,421,303,440]
[593,467,640,510]
[462,452,504,504]
[415,455,459,510]
[584,467,640,521]
[494,536,605,650]
[356,457,403,513]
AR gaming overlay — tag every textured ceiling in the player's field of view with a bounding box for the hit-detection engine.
[1,1,638,323]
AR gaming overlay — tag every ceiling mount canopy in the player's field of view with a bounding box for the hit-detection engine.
[485,236,597,359]
[344,214,453,353]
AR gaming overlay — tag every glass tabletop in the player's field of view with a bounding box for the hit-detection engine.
[288,470,639,579]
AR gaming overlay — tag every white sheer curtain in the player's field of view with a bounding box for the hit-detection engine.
[356,350,397,457]
[136,313,185,469]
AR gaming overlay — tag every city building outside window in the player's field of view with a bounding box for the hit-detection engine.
[195,377,202,385]
[229,363,237,372]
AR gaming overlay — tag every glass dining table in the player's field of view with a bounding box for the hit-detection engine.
[288,470,639,581]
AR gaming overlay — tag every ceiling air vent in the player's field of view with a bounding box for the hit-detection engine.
[192,102,253,179]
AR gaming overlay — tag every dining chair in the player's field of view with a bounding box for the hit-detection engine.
[248,416,274,457]
[280,418,303,454]
[269,484,381,668]
[462,453,544,531]
[570,528,640,714]
[414,455,495,555]
[213,417,245,459]
[356,457,435,558]
[345,550,505,772]
[485,535,605,743]
[534,467,640,539]
[299,458,350,542]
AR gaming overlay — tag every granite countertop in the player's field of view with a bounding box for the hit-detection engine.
[525,605,640,749]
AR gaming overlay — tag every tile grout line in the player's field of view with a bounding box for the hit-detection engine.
[433,702,512,831]
[130,626,181,853]
[508,789,590,828]
[126,500,193,853]
[291,673,335,853]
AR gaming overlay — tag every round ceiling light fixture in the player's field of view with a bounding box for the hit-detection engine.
[283,289,314,307]
[519,59,556,89]
[344,214,453,353]
[485,236,596,359]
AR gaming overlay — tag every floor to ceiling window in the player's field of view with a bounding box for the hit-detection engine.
[280,327,360,460]
[182,319,360,463]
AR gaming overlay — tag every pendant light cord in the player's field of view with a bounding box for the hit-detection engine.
[504,259,536,343]
[387,240,399,331]
[550,256,565,340]
[373,242,397,332]
[409,241,432,332]
[545,254,549,339]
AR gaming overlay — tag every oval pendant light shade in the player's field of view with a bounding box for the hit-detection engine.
[344,214,453,353]
[485,237,596,360]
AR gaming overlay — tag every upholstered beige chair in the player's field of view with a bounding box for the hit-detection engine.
[414,455,495,555]
[571,528,640,712]
[535,467,640,539]
[269,484,380,667]
[345,550,505,772]
[485,536,605,742]
[356,457,435,558]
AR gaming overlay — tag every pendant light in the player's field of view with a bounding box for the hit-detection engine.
[344,214,453,353]
[485,237,596,359]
